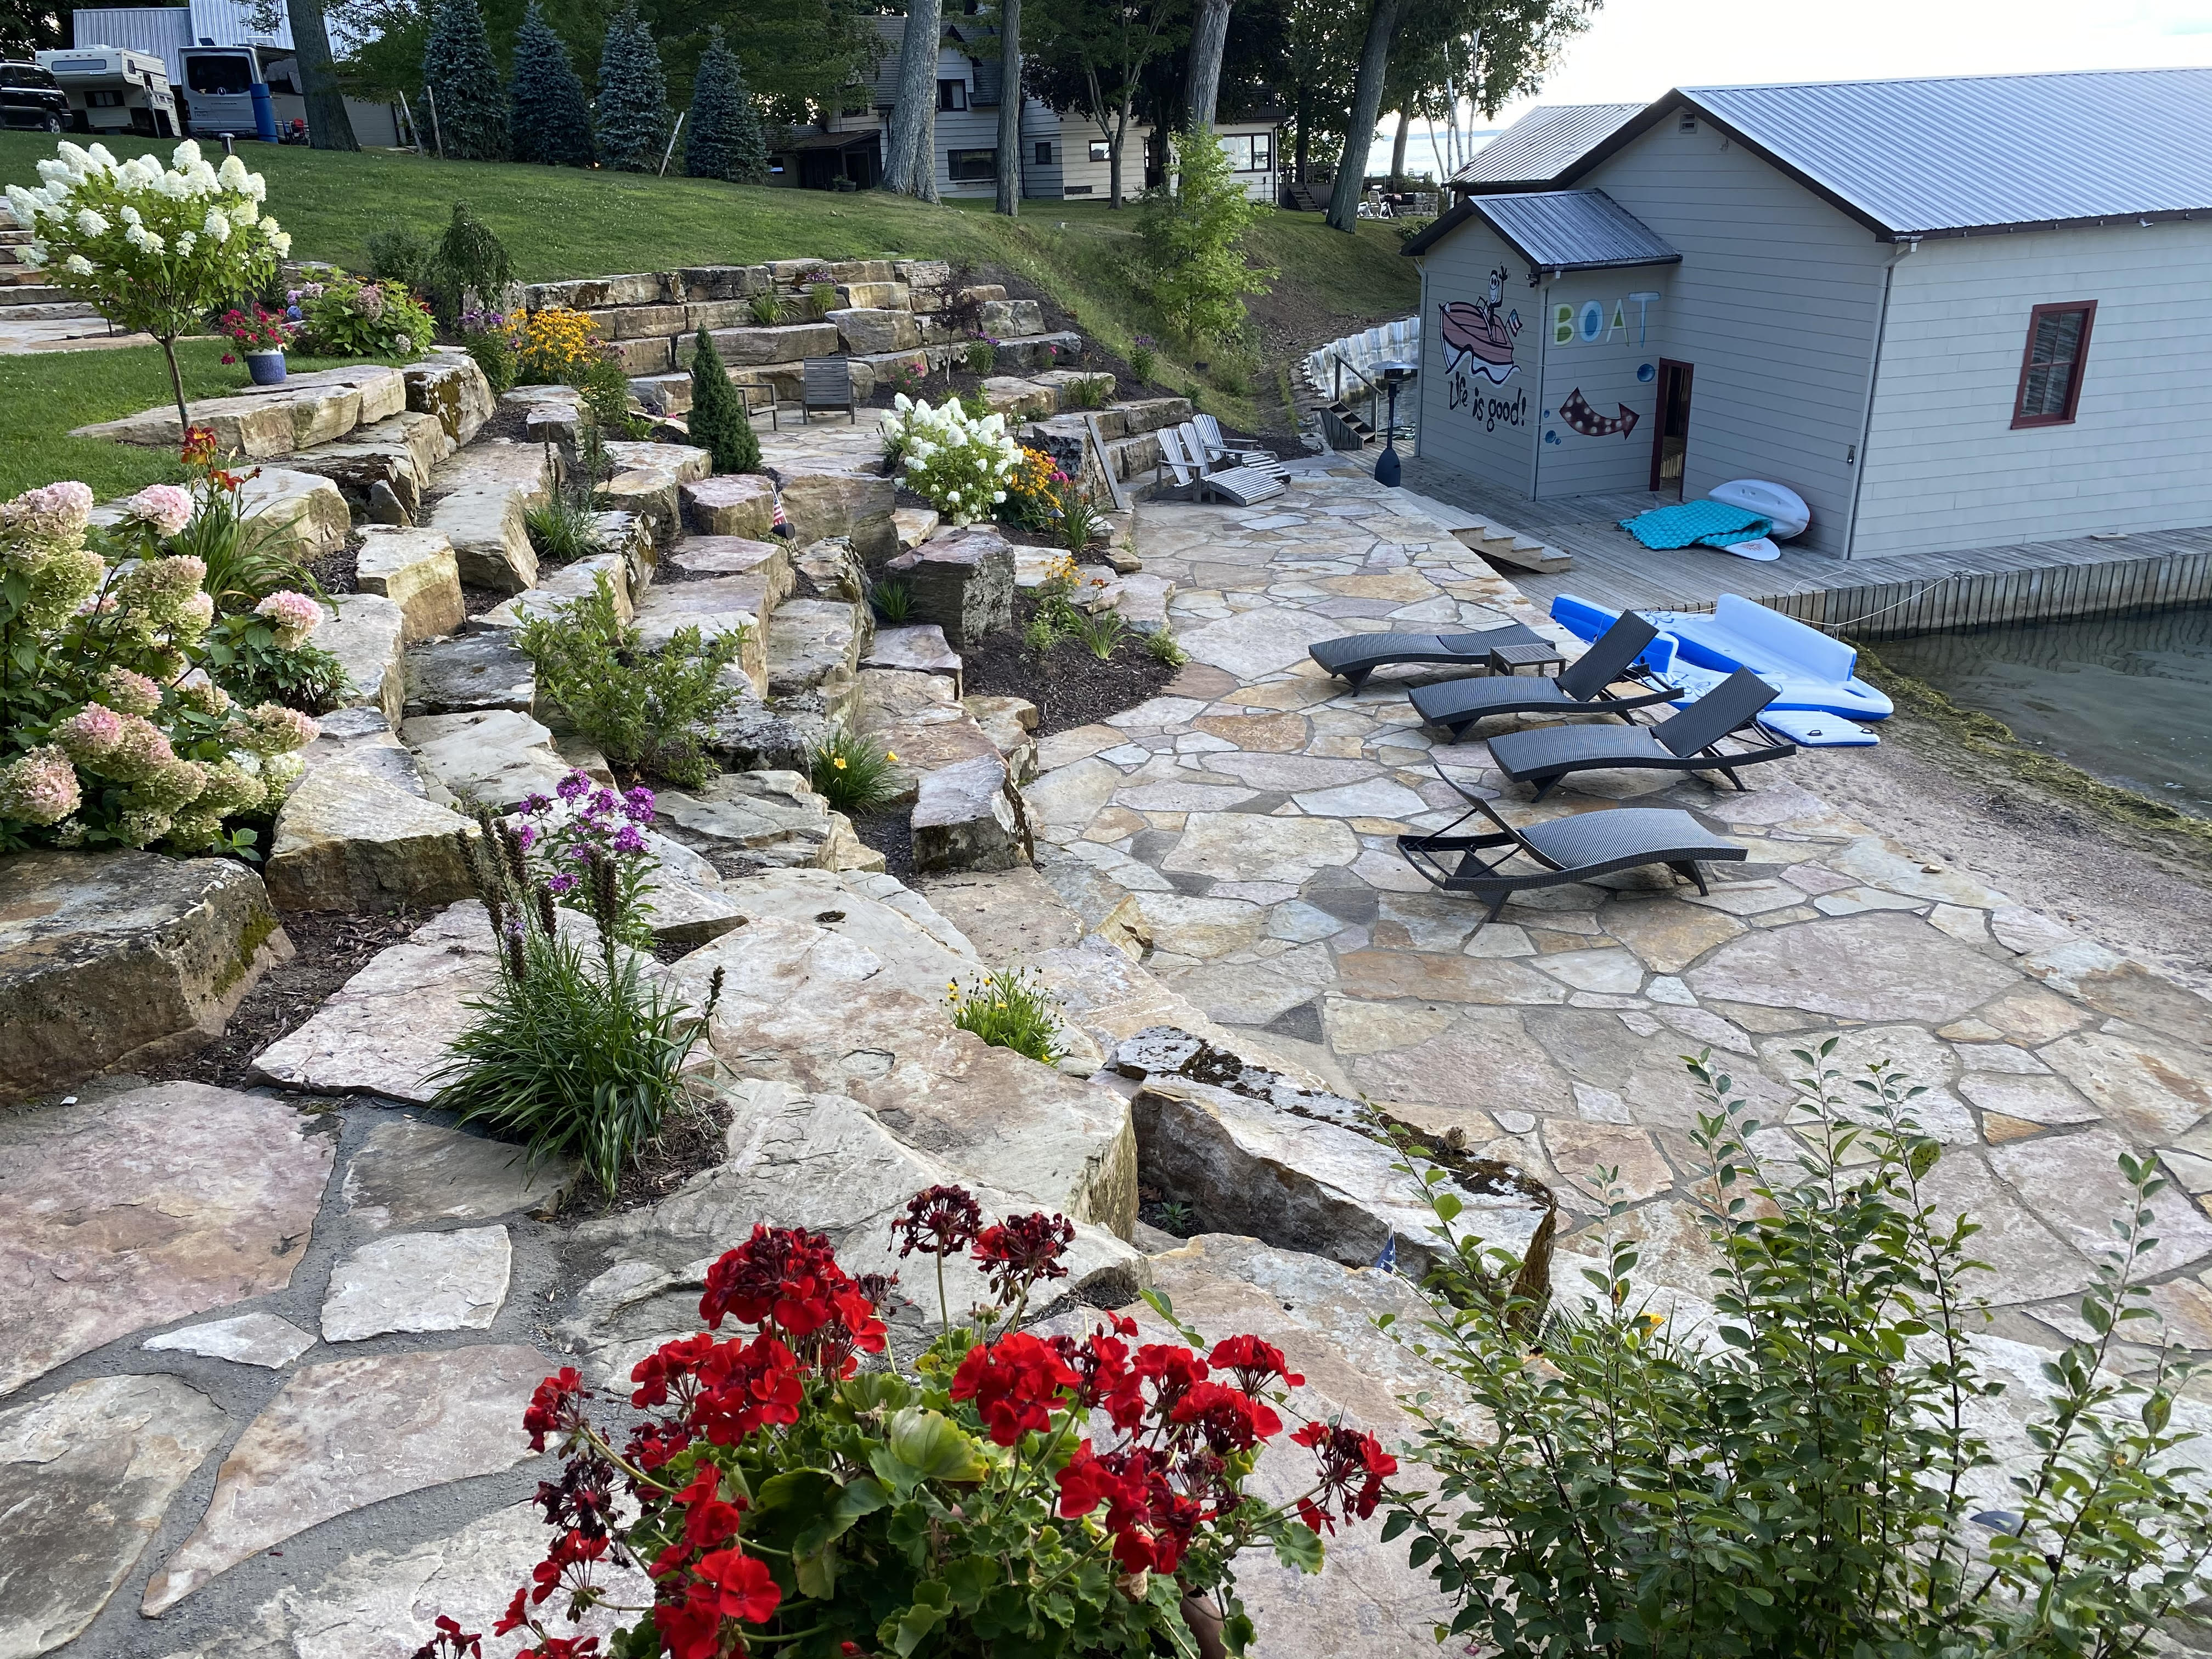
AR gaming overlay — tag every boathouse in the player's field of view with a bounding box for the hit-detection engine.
[1401,69,2212,562]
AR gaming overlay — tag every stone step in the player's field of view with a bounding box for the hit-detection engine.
[654,771,879,876]
[283,410,455,527]
[0,298,103,321]
[861,623,962,695]
[264,707,476,913]
[765,596,870,719]
[420,438,554,592]
[0,227,31,244]
[993,331,1084,376]
[71,364,409,458]
[681,473,775,538]
[628,571,772,695]
[963,693,1041,785]
[883,524,1015,648]
[854,667,1031,873]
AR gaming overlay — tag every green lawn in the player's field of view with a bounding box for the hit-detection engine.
[0,133,1417,485]
[0,340,416,499]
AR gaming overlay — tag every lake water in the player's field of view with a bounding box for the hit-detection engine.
[1877,605,2212,818]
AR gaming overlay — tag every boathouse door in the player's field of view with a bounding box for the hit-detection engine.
[1649,359,1694,497]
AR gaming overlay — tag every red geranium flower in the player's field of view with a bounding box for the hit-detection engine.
[891,1184,983,1257]
[1291,1421,1398,1532]
[522,1368,590,1453]
[1169,1380,1282,1454]
[1208,1334,1305,1395]
[971,1211,1075,1301]
[692,1547,783,1623]
[950,1330,1079,1446]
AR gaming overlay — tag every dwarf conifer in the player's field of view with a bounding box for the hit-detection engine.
[687,328,761,473]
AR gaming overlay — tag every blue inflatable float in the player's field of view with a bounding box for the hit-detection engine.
[1550,592,1893,725]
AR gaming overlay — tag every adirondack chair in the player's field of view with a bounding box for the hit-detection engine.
[1155,426,1284,507]
[800,357,857,424]
[1192,412,1289,480]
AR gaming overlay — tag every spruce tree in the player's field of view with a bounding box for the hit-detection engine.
[509,1,595,167]
[420,0,507,161]
[683,26,769,184]
[687,328,760,473]
[592,5,672,174]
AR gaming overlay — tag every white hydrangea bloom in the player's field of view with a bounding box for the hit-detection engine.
[268,230,290,254]
[119,204,141,226]
[175,230,196,256]
[229,197,257,225]
[35,159,70,185]
[86,142,117,171]
[217,154,250,190]
[74,207,108,237]
[18,245,49,268]
[201,206,229,242]
[172,139,202,167]
[63,253,93,275]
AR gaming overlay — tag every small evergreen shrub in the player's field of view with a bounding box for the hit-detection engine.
[507,0,594,168]
[682,26,768,183]
[420,0,507,160]
[592,5,672,174]
[946,967,1063,1065]
[423,201,513,328]
[516,572,744,787]
[685,326,759,473]
[807,727,900,812]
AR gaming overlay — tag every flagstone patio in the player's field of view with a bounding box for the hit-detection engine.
[1025,462,2212,1353]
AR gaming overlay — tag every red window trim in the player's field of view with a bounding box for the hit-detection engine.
[2011,300,2097,430]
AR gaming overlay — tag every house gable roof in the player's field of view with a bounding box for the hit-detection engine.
[1569,68,2212,239]
[1401,189,1680,272]
[1448,103,1645,192]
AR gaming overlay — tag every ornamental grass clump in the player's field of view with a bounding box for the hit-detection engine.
[946,966,1064,1065]
[877,395,1023,526]
[431,811,719,1197]
[5,139,290,428]
[0,445,323,855]
[1382,1040,2212,1657]
[806,727,900,814]
[414,1182,1392,1659]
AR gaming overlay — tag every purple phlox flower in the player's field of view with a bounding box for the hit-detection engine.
[503,912,526,938]
[547,872,578,895]
[555,771,590,802]
[588,786,617,815]
[622,786,656,823]
[612,823,647,854]
[514,823,538,851]
[564,840,591,862]
[520,791,552,815]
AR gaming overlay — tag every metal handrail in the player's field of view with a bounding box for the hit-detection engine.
[1328,352,1384,438]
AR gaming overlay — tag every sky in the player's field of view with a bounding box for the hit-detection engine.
[1390,0,2212,176]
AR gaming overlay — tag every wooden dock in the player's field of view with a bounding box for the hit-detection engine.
[1397,456,2212,637]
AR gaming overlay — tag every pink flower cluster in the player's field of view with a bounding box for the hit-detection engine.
[99,667,162,716]
[234,701,319,755]
[254,589,323,649]
[0,746,81,827]
[126,483,194,539]
[1,480,94,540]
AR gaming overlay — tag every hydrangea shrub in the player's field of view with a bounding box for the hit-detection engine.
[879,396,1023,526]
[0,465,321,855]
[4,140,290,427]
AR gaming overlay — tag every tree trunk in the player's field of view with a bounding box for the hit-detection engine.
[1293,90,1308,183]
[1325,0,1400,232]
[1389,106,1409,189]
[286,0,357,151]
[159,333,189,433]
[1107,117,1122,207]
[994,0,1020,215]
[882,0,943,198]
[1186,0,1231,128]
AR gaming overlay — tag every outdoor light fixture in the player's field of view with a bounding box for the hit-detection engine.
[1373,360,1416,487]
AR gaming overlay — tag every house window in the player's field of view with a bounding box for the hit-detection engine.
[938,78,967,111]
[947,147,996,182]
[2012,301,2096,428]
[1220,132,1272,172]
[1035,140,1052,166]
[1087,139,1109,163]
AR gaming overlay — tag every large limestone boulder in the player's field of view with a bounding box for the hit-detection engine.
[828,307,922,354]
[913,753,1032,874]
[703,691,836,773]
[978,298,1047,338]
[70,364,405,457]
[316,592,407,727]
[856,668,1000,806]
[670,910,1138,1234]
[776,465,896,560]
[0,851,291,1103]
[764,598,867,720]
[686,323,839,366]
[353,526,464,642]
[266,715,475,912]
[477,550,633,630]
[402,708,574,810]
[668,533,794,602]
[629,577,770,697]
[283,409,454,522]
[885,524,1015,646]
[422,439,551,592]
[656,770,878,874]
[403,631,535,718]
[234,467,350,562]
[681,475,777,539]
[1113,1028,1557,1294]
[403,352,495,446]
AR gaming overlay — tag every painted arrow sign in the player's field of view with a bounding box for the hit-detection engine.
[1559,388,1640,439]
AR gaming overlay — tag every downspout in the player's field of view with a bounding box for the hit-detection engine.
[1843,237,1917,559]
[1413,255,1427,459]
[1530,279,1549,499]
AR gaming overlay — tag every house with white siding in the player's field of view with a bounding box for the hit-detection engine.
[1403,69,2212,562]
[766,17,1278,205]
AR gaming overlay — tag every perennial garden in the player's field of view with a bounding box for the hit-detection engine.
[5,135,2212,1659]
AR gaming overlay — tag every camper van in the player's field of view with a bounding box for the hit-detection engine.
[175,42,284,140]
[34,45,178,137]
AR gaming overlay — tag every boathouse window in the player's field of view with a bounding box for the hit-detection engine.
[2012,301,2095,428]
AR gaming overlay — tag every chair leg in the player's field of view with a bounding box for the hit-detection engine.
[1481,894,1508,925]
[1669,860,1710,895]
[1342,667,1370,692]
[1719,766,1747,791]
[1531,776,1557,802]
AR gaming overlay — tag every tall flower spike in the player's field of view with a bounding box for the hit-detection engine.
[534,882,559,937]
[588,846,620,938]
[459,828,505,935]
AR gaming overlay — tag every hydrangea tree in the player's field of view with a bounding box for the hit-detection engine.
[878,396,1024,524]
[4,141,289,431]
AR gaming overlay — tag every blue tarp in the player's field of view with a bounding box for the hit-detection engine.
[1620,500,1773,550]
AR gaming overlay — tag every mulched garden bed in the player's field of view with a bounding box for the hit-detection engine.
[144,904,425,1091]
[963,591,1178,736]
[600,1087,736,1213]
[849,806,916,879]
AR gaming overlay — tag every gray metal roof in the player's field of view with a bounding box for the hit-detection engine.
[1674,69,2212,236]
[1450,103,1645,190]
[1462,190,1680,272]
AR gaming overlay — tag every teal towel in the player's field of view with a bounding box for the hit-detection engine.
[1621,500,1774,550]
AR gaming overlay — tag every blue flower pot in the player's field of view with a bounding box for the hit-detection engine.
[246,351,287,387]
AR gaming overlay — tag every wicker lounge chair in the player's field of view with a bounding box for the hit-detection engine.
[1397,791,1748,924]
[1486,668,1795,799]
[1308,619,1547,691]
[1155,426,1284,507]
[1409,613,1678,738]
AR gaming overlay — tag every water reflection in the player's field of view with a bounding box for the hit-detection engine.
[1878,605,2212,818]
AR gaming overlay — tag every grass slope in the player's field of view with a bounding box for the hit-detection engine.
[0,133,1415,489]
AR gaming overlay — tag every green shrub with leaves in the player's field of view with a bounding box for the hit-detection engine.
[747,290,784,325]
[808,280,840,318]
[808,727,900,813]
[364,223,431,290]
[686,326,760,473]
[1144,627,1188,666]
[964,338,998,376]
[294,274,434,357]
[432,813,720,1197]
[946,966,1064,1065]
[1383,1041,2212,1658]
[1139,126,1276,345]
[516,571,744,787]
[422,201,513,329]
[1127,338,1157,382]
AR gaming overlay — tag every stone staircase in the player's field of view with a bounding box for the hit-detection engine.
[0,201,104,322]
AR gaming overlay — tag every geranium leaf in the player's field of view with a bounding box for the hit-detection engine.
[888,1406,990,1483]
[944,1554,1001,1611]
[1272,1521,1325,1573]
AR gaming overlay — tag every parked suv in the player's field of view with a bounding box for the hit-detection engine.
[1,61,70,131]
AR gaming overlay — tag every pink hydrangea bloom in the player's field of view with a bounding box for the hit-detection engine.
[2,481,95,540]
[104,714,178,781]
[254,589,323,647]
[242,702,318,754]
[55,702,125,760]
[99,667,162,715]
[126,483,194,538]
[0,746,83,827]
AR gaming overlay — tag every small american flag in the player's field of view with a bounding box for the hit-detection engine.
[770,492,792,539]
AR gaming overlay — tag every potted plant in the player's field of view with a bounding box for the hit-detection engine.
[218,302,297,386]
[415,1184,1395,1658]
